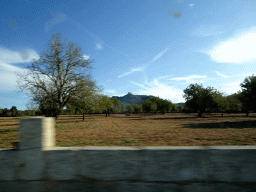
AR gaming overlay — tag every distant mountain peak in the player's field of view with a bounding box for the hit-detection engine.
[111,92,154,105]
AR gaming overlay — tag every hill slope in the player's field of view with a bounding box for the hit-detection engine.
[111,93,239,107]
[112,92,154,105]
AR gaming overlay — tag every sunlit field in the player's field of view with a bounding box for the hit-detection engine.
[1,113,256,149]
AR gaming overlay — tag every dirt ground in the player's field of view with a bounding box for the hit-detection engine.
[1,112,256,149]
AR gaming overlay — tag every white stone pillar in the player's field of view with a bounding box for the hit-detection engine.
[17,117,55,180]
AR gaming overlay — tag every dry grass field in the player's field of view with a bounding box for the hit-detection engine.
[1,112,256,149]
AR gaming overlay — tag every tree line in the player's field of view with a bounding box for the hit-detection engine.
[182,77,256,117]
[0,97,182,118]
[3,32,253,120]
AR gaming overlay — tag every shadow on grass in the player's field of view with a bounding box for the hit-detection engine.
[182,120,256,129]
[0,128,17,133]
[129,116,199,120]
[0,123,19,127]
[56,139,145,147]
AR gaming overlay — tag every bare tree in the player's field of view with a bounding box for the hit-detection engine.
[15,32,98,120]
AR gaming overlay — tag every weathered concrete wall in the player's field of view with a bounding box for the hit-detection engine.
[0,117,256,191]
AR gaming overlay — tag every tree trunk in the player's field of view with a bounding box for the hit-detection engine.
[83,112,85,121]
[222,112,223,118]
[55,112,59,120]
[198,110,203,118]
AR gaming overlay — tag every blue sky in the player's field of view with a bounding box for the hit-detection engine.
[1,0,256,111]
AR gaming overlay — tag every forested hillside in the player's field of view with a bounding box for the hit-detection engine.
[112,92,154,105]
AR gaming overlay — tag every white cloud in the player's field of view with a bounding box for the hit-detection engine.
[105,89,116,94]
[152,47,170,62]
[215,71,228,78]
[130,81,148,89]
[117,47,170,79]
[0,47,54,92]
[0,46,41,91]
[219,87,241,96]
[207,30,256,64]
[170,75,207,81]
[131,79,185,103]
[187,80,204,84]
[218,81,242,95]
[191,25,224,37]
[109,93,126,97]
[155,74,174,81]
[0,46,40,64]
[118,67,145,78]
[83,54,90,60]
[0,61,36,92]
[45,10,67,33]
[224,81,241,87]
[103,89,125,97]
[189,4,194,9]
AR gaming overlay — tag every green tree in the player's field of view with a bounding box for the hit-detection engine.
[212,92,229,117]
[142,100,157,113]
[18,111,26,117]
[126,104,134,114]
[65,99,78,114]
[64,84,99,120]
[149,97,160,113]
[96,95,114,117]
[110,98,122,114]
[132,104,142,114]
[177,105,184,112]
[15,32,97,120]
[238,74,256,117]
[9,106,18,117]
[120,102,126,113]
[227,93,242,113]
[172,104,177,112]
[148,97,172,114]
[183,84,218,117]
[0,108,8,117]
[161,99,173,114]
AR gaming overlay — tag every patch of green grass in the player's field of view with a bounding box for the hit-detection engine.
[121,138,144,144]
